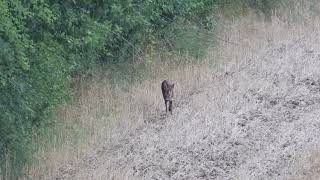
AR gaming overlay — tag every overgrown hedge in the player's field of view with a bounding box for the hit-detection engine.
[0,0,281,178]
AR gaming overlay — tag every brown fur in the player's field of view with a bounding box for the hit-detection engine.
[161,80,175,114]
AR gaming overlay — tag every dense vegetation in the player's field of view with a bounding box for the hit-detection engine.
[0,0,281,178]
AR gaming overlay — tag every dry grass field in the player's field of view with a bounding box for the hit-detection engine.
[22,2,320,180]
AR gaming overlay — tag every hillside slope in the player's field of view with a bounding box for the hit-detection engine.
[55,23,320,180]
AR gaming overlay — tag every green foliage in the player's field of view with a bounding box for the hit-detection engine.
[0,0,68,177]
[0,0,282,178]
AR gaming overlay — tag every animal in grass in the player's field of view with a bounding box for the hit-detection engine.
[161,80,175,114]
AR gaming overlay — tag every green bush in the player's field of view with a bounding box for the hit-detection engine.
[0,0,106,176]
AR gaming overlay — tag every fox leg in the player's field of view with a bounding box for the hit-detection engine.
[165,100,168,113]
[169,101,173,114]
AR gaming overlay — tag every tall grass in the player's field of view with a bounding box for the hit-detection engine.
[22,51,216,179]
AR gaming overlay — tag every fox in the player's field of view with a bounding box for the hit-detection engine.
[161,80,175,114]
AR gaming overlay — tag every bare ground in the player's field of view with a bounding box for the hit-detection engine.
[54,23,320,179]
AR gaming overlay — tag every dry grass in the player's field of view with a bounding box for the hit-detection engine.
[23,1,320,179]
[285,146,320,180]
[25,53,214,179]
[214,4,320,179]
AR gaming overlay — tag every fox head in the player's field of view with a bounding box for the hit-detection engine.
[168,83,174,99]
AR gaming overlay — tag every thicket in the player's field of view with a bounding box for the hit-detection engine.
[0,0,281,178]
